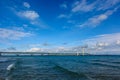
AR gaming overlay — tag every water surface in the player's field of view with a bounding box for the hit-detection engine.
[0,55,120,80]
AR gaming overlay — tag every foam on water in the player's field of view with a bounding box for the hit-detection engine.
[6,63,15,71]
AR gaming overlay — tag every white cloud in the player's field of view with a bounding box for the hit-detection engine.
[30,20,48,28]
[26,46,71,53]
[14,2,48,28]
[59,0,120,28]
[0,28,31,40]
[25,33,120,54]
[17,10,47,28]
[51,33,120,54]
[116,40,120,45]
[96,42,109,47]
[69,0,120,29]
[27,47,43,52]
[82,33,120,45]
[97,0,120,10]
[79,33,120,54]
[80,9,116,27]
[23,2,30,8]
[72,0,120,13]
[56,0,120,29]
[18,10,39,20]
[72,0,95,12]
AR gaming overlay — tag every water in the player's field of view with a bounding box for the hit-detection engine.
[0,55,120,80]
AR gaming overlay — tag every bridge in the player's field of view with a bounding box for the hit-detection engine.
[0,52,89,56]
[0,52,50,56]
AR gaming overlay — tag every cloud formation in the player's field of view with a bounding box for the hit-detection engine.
[27,47,43,52]
[15,2,48,28]
[72,0,120,13]
[23,2,30,8]
[59,0,120,28]
[18,10,39,20]
[26,33,120,54]
[97,0,120,10]
[78,33,120,54]
[72,0,95,12]
[80,9,116,27]
[58,14,69,18]
[0,28,31,40]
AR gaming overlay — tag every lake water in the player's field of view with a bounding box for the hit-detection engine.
[0,55,120,80]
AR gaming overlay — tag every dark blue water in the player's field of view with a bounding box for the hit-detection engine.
[0,55,120,80]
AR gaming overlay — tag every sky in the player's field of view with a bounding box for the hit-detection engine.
[0,0,120,54]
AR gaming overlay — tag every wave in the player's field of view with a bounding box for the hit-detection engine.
[92,62,120,69]
[7,63,15,71]
[111,61,120,64]
[91,59,107,62]
[6,59,21,75]
[54,65,80,76]
[53,64,94,80]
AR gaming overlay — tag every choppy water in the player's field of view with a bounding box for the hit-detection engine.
[0,55,120,80]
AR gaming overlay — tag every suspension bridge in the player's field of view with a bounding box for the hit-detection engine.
[0,51,89,56]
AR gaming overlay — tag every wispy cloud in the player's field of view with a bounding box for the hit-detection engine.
[72,0,96,12]
[80,9,116,27]
[58,0,120,28]
[81,33,120,45]
[0,28,31,40]
[15,9,48,29]
[18,10,39,20]
[78,33,120,54]
[26,33,120,54]
[10,1,48,29]
[52,33,120,54]
[97,0,120,10]
[27,47,43,52]
[27,42,51,48]
[26,47,70,53]
[72,0,120,13]
[58,14,68,18]
[23,2,30,8]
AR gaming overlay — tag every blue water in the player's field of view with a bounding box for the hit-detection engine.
[0,55,120,80]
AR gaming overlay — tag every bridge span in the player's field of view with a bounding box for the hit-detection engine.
[0,52,88,56]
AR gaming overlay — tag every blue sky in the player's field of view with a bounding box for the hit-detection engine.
[0,0,120,54]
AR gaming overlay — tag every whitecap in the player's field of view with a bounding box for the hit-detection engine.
[7,63,15,71]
